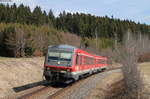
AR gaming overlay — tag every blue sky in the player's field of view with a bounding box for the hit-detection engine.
[7,0,150,25]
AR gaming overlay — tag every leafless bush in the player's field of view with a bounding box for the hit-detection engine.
[61,32,81,47]
[113,30,150,99]
[4,27,27,57]
[15,28,27,57]
[33,29,47,52]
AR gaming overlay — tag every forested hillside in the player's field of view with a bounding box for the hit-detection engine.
[0,3,150,57]
[0,23,81,57]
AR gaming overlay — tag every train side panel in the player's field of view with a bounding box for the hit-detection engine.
[73,49,108,77]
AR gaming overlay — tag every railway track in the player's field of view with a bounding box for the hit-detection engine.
[47,67,121,99]
[17,67,121,99]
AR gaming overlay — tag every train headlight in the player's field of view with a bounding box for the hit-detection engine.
[67,69,70,72]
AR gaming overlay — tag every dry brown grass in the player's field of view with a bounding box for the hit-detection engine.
[139,62,150,75]
[87,72,123,99]
[139,62,150,98]
[87,62,150,99]
[112,30,150,99]
[105,62,150,99]
[0,57,44,98]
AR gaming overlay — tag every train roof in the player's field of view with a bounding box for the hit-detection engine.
[48,44,77,50]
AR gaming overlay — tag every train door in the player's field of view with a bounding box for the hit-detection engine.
[75,53,83,72]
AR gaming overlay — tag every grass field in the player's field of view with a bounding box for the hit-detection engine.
[0,57,44,98]
[88,62,150,99]
[139,62,150,98]
[139,62,150,75]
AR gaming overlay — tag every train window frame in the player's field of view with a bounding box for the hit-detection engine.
[97,59,106,64]
[78,54,82,65]
[76,54,81,65]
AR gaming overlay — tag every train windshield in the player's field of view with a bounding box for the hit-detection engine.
[47,51,73,67]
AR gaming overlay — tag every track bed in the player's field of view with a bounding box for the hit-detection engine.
[11,68,121,99]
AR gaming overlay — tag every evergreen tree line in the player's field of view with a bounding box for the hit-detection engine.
[0,3,150,57]
[0,3,150,40]
[56,12,150,41]
[0,3,55,26]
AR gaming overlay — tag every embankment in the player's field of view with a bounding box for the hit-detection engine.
[0,57,44,98]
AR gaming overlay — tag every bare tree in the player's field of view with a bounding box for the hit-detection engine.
[4,27,27,57]
[15,28,26,57]
[61,32,81,47]
[33,29,47,56]
[114,29,150,99]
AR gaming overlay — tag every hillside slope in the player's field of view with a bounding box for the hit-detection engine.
[0,57,44,98]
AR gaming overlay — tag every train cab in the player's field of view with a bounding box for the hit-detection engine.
[43,45,77,82]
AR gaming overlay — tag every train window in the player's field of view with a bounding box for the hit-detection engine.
[97,59,106,64]
[76,55,97,65]
[83,56,85,65]
[88,57,91,65]
[87,57,90,65]
[60,53,72,60]
[87,57,89,65]
[76,54,82,65]
[81,56,96,65]
[84,56,87,65]
[84,56,91,65]
[80,55,83,65]
[101,60,106,64]
[48,52,59,60]
[89,57,93,65]
[77,55,82,65]
[76,55,79,65]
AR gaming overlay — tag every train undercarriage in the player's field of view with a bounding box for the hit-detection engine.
[43,69,78,83]
[43,67,107,83]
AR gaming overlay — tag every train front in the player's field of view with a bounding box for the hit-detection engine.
[43,45,76,83]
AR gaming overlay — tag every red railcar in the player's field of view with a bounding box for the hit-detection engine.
[43,45,108,82]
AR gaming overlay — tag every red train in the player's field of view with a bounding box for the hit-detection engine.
[43,45,108,82]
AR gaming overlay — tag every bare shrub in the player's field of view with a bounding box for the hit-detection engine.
[33,29,47,53]
[61,32,81,47]
[15,28,27,57]
[33,50,43,56]
[138,53,150,62]
[113,30,150,99]
[3,27,27,57]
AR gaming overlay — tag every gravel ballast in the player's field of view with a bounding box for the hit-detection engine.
[62,69,121,99]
